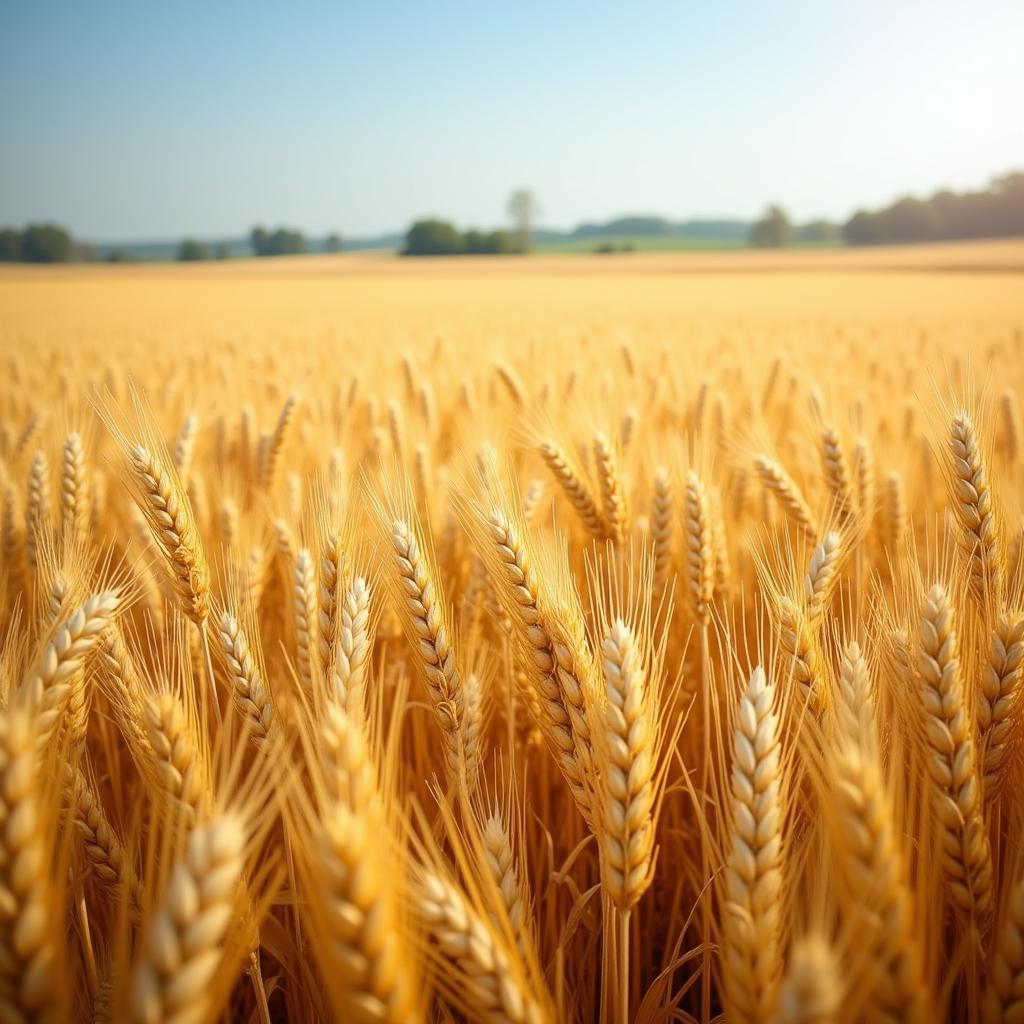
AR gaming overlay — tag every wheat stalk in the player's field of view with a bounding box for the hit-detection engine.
[539,439,605,541]
[755,455,819,539]
[219,612,274,747]
[597,619,656,912]
[61,430,90,548]
[332,574,373,719]
[723,665,784,1022]
[804,531,843,625]
[948,411,1003,603]
[821,425,855,522]
[917,583,993,923]
[292,547,318,696]
[685,471,714,625]
[651,466,673,591]
[594,432,627,546]
[978,611,1024,801]
[418,871,552,1024]
[0,708,58,1020]
[985,871,1024,1023]
[771,936,840,1024]
[131,812,246,1024]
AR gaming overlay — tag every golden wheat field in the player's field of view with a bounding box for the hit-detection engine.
[2,241,1024,1023]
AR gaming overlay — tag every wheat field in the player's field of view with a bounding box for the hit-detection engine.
[1,242,1023,1022]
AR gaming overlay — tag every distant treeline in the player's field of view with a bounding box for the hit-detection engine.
[843,172,1024,245]
[404,220,522,256]
[0,223,76,262]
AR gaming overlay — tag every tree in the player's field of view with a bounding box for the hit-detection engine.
[0,229,20,261]
[250,226,306,257]
[796,219,839,243]
[178,238,209,261]
[325,233,343,253]
[749,206,792,248]
[507,189,538,252]
[404,219,465,256]
[215,243,230,259]
[19,223,74,262]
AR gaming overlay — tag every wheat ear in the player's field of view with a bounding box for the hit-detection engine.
[804,531,842,625]
[776,597,826,712]
[131,813,246,1024]
[539,439,605,541]
[219,612,274,746]
[309,702,419,1023]
[917,583,993,923]
[129,443,209,626]
[650,466,673,590]
[598,619,656,912]
[483,811,530,948]
[771,936,840,1024]
[292,547,318,696]
[257,394,296,492]
[984,871,1024,1023]
[143,691,212,823]
[853,435,875,516]
[61,430,90,548]
[685,471,714,625]
[0,709,59,1020]
[318,531,343,677]
[64,764,143,911]
[25,447,52,571]
[23,589,121,747]
[723,665,784,1022]
[821,424,855,521]
[979,611,1024,801]
[332,574,373,720]
[831,741,929,1019]
[948,411,1003,602]
[391,518,478,790]
[754,455,819,539]
[594,432,627,546]
[418,871,551,1024]
[485,508,593,820]
[885,472,907,552]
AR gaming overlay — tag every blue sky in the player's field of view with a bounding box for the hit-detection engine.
[1,1,1022,240]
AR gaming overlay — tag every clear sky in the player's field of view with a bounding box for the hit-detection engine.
[2,1,1022,241]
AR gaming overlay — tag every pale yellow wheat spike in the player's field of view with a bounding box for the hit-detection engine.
[143,691,211,823]
[418,872,552,1024]
[539,439,605,541]
[218,498,238,551]
[318,531,343,677]
[771,935,841,1024]
[484,508,593,821]
[219,612,274,747]
[61,430,90,548]
[1000,389,1020,464]
[129,443,209,625]
[483,811,530,947]
[979,611,1024,802]
[98,625,157,770]
[258,394,296,492]
[292,547,318,697]
[25,447,52,571]
[0,708,59,1020]
[651,466,673,591]
[831,742,930,1020]
[685,470,714,625]
[391,518,478,791]
[804,531,843,626]
[521,479,545,523]
[598,618,656,912]
[754,454,819,539]
[948,411,1003,603]
[985,870,1024,1023]
[723,665,784,1023]
[917,583,993,923]
[593,432,627,546]
[131,813,246,1024]
[835,640,874,747]
[64,763,143,911]
[885,472,907,553]
[776,597,826,712]
[23,589,121,748]
[172,412,198,484]
[307,702,419,1023]
[821,424,855,522]
[332,574,373,720]
[853,435,875,517]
